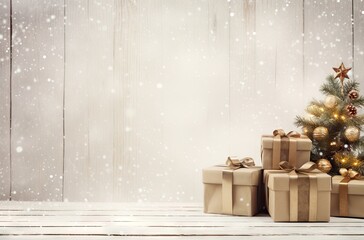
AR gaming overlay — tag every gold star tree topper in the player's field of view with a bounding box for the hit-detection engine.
[333,62,351,82]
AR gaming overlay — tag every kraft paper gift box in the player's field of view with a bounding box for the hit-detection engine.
[203,162,262,216]
[261,129,312,170]
[264,162,331,222]
[331,173,364,218]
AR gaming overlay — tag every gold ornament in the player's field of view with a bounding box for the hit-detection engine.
[302,127,309,134]
[313,126,329,141]
[317,158,332,173]
[324,95,337,108]
[307,104,319,113]
[344,126,360,142]
[333,62,352,95]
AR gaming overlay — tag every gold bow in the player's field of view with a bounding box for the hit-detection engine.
[226,156,255,170]
[271,129,302,169]
[279,161,317,173]
[339,168,361,180]
[279,161,319,221]
[273,129,301,138]
[339,168,361,216]
[222,157,256,215]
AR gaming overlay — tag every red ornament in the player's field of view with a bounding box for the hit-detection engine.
[346,104,357,117]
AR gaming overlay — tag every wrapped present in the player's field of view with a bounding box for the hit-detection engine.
[261,129,312,170]
[265,161,331,222]
[331,168,364,218]
[203,157,263,216]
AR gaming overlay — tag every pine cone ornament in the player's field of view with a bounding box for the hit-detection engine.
[346,104,357,117]
[348,90,359,100]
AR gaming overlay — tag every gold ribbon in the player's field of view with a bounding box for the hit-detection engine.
[222,156,255,215]
[279,161,318,221]
[272,129,301,169]
[338,168,361,216]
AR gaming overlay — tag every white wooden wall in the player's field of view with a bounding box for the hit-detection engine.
[0,0,363,202]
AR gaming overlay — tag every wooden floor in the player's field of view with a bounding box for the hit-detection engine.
[0,202,363,239]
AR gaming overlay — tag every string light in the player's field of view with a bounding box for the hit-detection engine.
[320,107,324,112]
[333,113,339,119]
[330,141,336,146]
[341,115,346,120]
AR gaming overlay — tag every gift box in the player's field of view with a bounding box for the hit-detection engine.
[331,174,364,218]
[203,159,262,216]
[264,162,331,222]
[261,129,312,170]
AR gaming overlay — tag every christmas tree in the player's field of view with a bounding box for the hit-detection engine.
[295,63,364,175]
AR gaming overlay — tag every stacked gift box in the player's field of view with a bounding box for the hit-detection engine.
[203,129,364,221]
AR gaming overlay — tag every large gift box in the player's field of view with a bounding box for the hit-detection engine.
[264,162,331,222]
[203,157,262,216]
[331,170,364,218]
[261,129,312,170]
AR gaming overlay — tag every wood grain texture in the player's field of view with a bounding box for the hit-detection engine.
[0,0,11,200]
[0,202,363,239]
[11,0,64,201]
[64,0,114,201]
[304,0,353,99]
[1,0,364,202]
[354,0,364,93]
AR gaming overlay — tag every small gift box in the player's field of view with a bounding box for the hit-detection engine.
[203,157,263,216]
[261,129,312,170]
[265,161,331,222]
[331,169,364,218]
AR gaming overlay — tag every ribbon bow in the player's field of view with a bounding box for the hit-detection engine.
[279,161,317,174]
[279,160,319,221]
[221,156,256,215]
[339,168,361,216]
[268,129,302,170]
[226,156,255,169]
[273,129,301,138]
[339,168,361,180]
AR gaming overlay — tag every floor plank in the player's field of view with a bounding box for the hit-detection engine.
[0,202,362,239]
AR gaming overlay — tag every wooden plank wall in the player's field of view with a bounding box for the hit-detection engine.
[0,0,362,201]
[10,0,64,201]
[0,0,11,200]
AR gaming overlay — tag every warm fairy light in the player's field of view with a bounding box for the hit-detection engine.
[353,161,359,166]
[341,115,346,120]
[333,113,338,119]
[341,158,346,163]
[320,108,324,112]
[330,141,336,146]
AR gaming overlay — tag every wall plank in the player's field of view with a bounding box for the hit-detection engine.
[3,0,364,202]
[232,0,304,163]
[64,0,114,201]
[11,0,64,201]
[0,0,11,200]
[112,0,139,201]
[354,0,364,93]
[304,0,353,99]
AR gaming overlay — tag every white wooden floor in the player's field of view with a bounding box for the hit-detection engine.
[0,202,363,239]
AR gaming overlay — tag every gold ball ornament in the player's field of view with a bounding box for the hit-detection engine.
[324,95,337,108]
[313,126,329,141]
[344,126,360,142]
[317,159,332,173]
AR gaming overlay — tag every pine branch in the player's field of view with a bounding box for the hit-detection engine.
[320,75,342,97]
[351,96,364,108]
[294,116,319,128]
[344,80,360,96]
